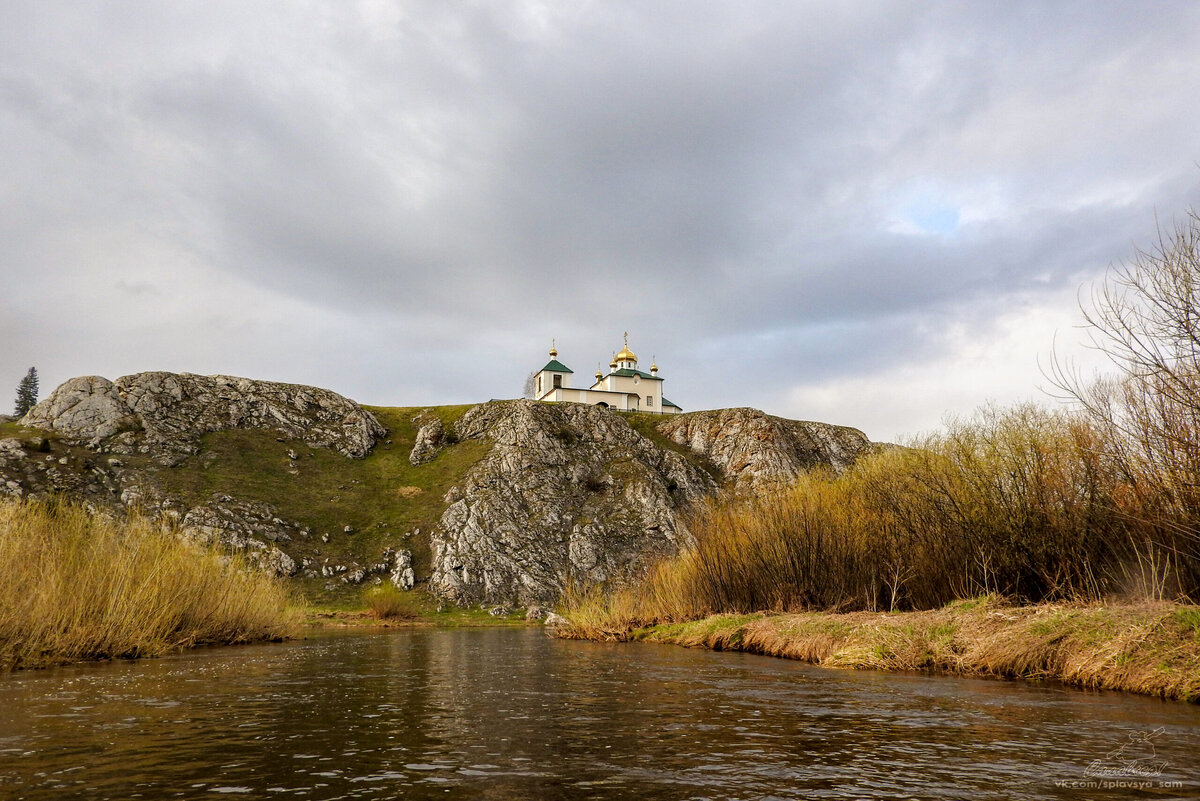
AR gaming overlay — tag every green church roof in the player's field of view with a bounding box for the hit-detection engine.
[662,397,681,408]
[540,359,573,374]
[610,368,663,381]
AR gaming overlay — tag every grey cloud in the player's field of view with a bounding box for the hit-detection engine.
[3,1,1200,437]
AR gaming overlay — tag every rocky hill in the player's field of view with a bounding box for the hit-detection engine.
[0,372,874,609]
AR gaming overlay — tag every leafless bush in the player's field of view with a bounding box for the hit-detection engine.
[1053,208,1200,596]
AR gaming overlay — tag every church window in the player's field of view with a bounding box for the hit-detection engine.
[646,396,654,406]
[553,374,562,389]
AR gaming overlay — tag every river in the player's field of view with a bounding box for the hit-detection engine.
[0,628,1197,800]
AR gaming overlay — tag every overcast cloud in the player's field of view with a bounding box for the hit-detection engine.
[3,1,1199,441]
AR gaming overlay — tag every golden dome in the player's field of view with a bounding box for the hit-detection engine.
[614,331,637,364]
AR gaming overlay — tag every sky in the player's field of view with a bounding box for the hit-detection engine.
[3,1,1200,442]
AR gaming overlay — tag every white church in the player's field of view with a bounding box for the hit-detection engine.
[533,334,683,414]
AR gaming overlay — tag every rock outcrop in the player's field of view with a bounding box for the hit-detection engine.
[408,410,446,465]
[22,371,385,457]
[656,408,870,491]
[390,549,415,590]
[180,495,302,577]
[429,400,715,606]
[0,435,116,500]
[19,376,138,439]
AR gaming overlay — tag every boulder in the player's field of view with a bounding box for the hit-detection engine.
[390,549,415,590]
[180,495,301,576]
[21,376,138,439]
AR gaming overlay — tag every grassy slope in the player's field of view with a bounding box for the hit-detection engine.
[147,406,723,606]
[562,600,1200,702]
[0,419,56,444]
[149,405,487,605]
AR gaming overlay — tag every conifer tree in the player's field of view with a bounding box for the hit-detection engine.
[13,367,38,417]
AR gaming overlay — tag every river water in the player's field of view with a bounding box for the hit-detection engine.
[0,628,1197,800]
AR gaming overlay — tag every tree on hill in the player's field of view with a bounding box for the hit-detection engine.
[13,367,38,417]
[522,371,537,399]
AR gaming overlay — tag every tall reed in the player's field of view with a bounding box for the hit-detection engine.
[0,497,299,669]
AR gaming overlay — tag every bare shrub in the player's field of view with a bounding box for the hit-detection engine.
[1053,209,1200,597]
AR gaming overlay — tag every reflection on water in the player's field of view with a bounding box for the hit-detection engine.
[0,628,1197,800]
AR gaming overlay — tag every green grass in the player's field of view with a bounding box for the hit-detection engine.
[637,612,765,643]
[1172,607,1200,634]
[306,586,532,627]
[0,420,56,445]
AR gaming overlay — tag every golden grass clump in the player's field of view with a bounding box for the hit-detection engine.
[363,583,417,620]
[0,497,300,670]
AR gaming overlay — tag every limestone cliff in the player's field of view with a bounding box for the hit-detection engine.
[656,408,869,490]
[0,373,875,607]
[428,400,714,605]
[23,372,385,459]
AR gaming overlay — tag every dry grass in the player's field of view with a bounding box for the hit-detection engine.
[0,497,300,670]
[363,584,418,620]
[618,600,1200,702]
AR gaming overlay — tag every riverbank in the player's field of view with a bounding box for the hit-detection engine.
[303,602,538,629]
[556,599,1200,702]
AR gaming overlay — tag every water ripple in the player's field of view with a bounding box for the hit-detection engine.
[0,629,1198,800]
